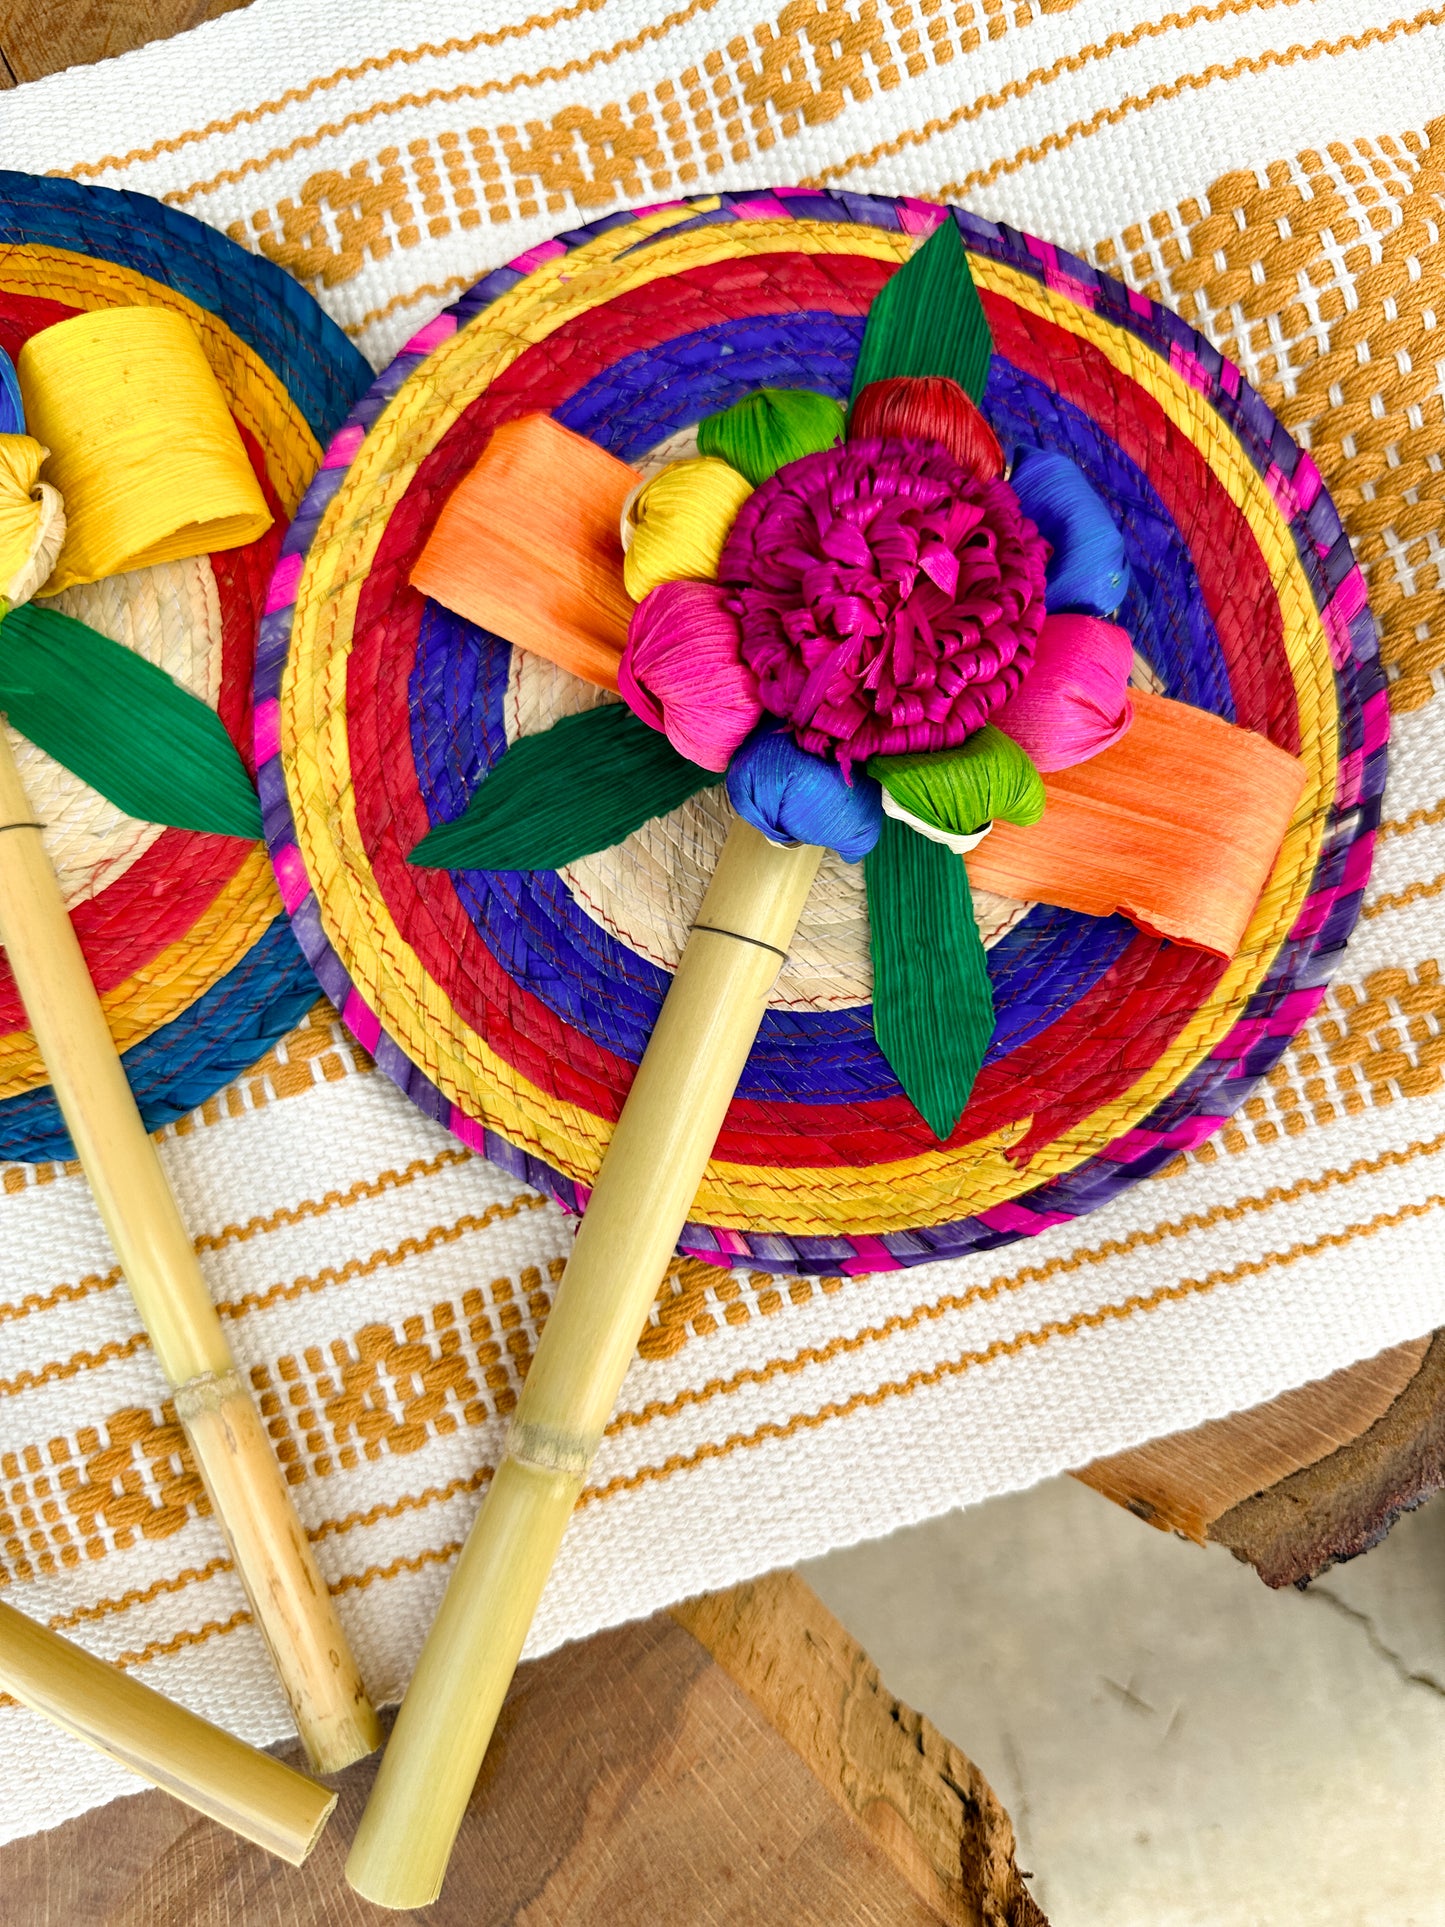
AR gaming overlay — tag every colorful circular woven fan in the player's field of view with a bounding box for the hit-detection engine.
[0,173,369,1162]
[264,190,1384,1275]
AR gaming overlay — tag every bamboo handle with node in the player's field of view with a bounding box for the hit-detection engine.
[347,819,822,1908]
[0,1597,336,1863]
[0,724,380,1773]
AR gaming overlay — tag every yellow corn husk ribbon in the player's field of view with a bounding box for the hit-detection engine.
[17,306,272,594]
[0,435,65,606]
[621,456,752,602]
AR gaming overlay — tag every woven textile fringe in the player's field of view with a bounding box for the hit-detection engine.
[1,0,1444,1848]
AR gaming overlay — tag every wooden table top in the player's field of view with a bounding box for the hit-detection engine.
[0,1573,1046,1927]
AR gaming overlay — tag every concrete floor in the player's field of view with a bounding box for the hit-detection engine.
[805,1475,1445,1927]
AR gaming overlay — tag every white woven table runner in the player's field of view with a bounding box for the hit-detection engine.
[1,0,1444,1843]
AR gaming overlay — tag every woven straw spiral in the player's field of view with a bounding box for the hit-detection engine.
[264,191,1382,1274]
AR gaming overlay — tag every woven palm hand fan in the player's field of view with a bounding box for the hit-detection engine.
[260,190,1381,1906]
[0,173,383,1774]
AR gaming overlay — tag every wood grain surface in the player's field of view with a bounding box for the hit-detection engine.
[1079,1339,1431,1543]
[0,1574,1046,1927]
[1078,1335,1445,1585]
[1209,1332,1445,1585]
[677,1572,1045,1927]
[0,0,249,84]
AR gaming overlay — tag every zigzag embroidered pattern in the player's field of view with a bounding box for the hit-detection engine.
[7,1131,1445,1585]
[110,31,1440,721]
[1095,119,1445,713]
[0,1258,564,1580]
[15,1170,1438,1686]
[137,0,1425,331]
[10,921,1434,1573]
[66,2,623,179]
[1183,960,1445,1162]
[804,0,1308,182]
[0,1246,783,1578]
[170,0,1083,284]
[0,1142,473,1326]
[6,126,1441,1611]
[931,9,1445,198]
[584,1189,1445,1501]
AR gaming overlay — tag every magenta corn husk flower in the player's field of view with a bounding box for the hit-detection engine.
[717,436,1048,769]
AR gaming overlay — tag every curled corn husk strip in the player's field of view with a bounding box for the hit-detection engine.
[0,434,65,608]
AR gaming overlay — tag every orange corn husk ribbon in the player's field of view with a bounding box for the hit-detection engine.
[966,690,1306,958]
[412,412,638,691]
[414,424,1305,963]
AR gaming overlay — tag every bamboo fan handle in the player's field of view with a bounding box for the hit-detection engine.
[347,819,822,1908]
[0,1597,336,1863]
[0,724,380,1774]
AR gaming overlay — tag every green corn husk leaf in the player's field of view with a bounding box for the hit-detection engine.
[0,601,261,839]
[850,217,993,405]
[865,814,995,1140]
[409,701,717,872]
